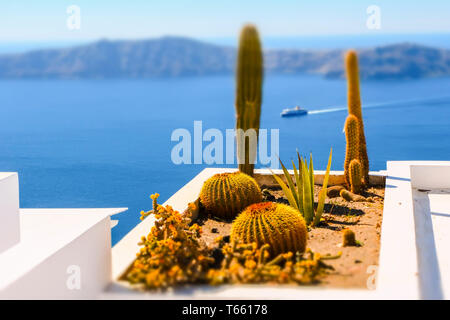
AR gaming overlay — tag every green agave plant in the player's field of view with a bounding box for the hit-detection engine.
[271,149,332,226]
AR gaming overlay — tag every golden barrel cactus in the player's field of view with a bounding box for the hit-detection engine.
[345,50,369,185]
[235,24,263,177]
[231,202,307,257]
[199,171,262,220]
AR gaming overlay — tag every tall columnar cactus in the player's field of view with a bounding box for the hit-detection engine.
[199,171,262,220]
[235,25,263,177]
[346,50,369,185]
[349,159,362,194]
[231,202,307,257]
[344,114,360,189]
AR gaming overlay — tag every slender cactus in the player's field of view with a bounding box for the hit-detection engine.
[346,50,369,185]
[349,159,362,194]
[235,25,263,176]
[344,115,360,188]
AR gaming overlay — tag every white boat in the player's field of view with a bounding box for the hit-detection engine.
[280,106,308,117]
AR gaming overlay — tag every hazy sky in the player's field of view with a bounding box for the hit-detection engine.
[1,1,450,41]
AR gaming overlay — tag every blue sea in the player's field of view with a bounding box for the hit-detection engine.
[1,75,450,244]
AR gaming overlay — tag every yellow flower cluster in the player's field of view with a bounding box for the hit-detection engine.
[207,238,341,286]
[139,193,160,220]
[127,194,214,289]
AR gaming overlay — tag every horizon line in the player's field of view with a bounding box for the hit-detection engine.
[2,31,450,43]
[1,32,450,55]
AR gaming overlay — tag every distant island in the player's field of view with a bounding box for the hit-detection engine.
[0,36,449,80]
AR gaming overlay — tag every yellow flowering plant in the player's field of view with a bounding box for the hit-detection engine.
[127,194,214,289]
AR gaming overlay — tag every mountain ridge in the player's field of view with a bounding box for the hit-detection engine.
[1,36,449,80]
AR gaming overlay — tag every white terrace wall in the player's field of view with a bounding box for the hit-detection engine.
[0,173,20,254]
[0,214,112,299]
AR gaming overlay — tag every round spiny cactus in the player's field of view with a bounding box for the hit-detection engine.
[199,171,262,220]
[231,202,307,257]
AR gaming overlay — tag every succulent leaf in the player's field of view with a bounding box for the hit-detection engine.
[313,148,333,226]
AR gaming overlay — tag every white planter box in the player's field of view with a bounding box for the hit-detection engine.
[105,168,389,299]
[100,161,450,300]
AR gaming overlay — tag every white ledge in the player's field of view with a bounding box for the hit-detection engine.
[377,161,450,299]
[0,207,127,299]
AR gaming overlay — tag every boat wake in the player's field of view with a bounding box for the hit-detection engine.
[308,96,450,115]
[308,107,346,114]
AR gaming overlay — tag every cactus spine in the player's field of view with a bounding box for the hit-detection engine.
[344,114,360,188]
[346,50,369,185]
[235,25,263,177]
[349,159,362,194]
[199,172,262,220]
[231,202,307,257]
